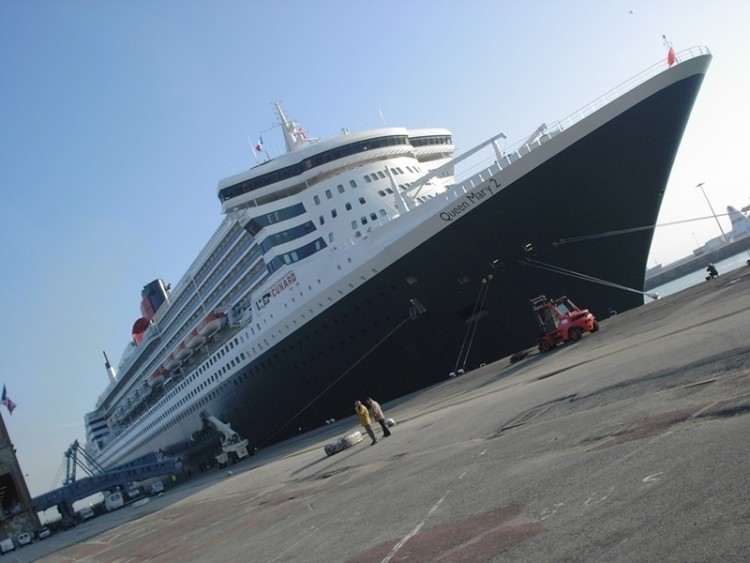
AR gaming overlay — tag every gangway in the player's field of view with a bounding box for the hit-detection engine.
[33,447,180,521]
[64,439,107,485]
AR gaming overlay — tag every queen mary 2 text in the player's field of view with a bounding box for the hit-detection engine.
[439,182,499,222]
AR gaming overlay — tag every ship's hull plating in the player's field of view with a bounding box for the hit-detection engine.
[106,62,709,468]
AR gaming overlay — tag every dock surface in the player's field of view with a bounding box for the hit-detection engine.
[27,267,750,562]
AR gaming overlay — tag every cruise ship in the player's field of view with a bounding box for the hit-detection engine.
[84,47,712,471]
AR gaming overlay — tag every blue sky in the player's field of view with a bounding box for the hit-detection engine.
[1,1,748,498]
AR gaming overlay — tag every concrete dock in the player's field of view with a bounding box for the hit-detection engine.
[25,266,750,561]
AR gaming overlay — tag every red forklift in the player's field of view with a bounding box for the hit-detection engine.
[530,294,599,353]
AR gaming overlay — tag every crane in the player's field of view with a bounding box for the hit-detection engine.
[200,411,251,467]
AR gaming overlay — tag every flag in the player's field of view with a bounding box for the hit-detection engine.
[667,46,676,67]
[1,385,16,415]
[255,136,264,152]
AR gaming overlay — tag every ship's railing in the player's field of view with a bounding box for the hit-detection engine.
[449,46,711,193]
[107,217,238,398]
[546,46,710,138]
[98,317,242,460]
[324,47,712,253]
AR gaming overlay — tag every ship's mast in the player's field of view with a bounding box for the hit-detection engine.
[274,101,313,153]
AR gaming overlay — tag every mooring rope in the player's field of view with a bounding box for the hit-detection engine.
[531,212,740,297]
[452,278,488,373]
[460,275,494,372]
[260,315,413,448]
[553,213,732,246]
[521,258,659,300]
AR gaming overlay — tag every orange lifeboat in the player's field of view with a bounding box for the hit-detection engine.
[185,328,206,350]
[148,368,166,388]
[163,353,179,372]
[197,312,227,337]
[175,341,191,361]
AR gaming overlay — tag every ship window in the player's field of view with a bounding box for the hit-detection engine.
[396,167,404,174]
[351,221,357,230]
[361,217,367,225]
[377,171,386,179]
[319,215,325,225]
[245,203,306,235]
[314,195,320,205]
[378,190,386,197]
[218,135,410,201]
[390,168,399,175]
[355,231,362,238]
[338,184,345,193]
[358,197,366,205]
[349,180,357,188]
[345,203,352,211]
[364,175,372,183]
[386,187,393,194]
[370,213,377,221]
[260,221,318,253]
[266,237,329,272]
[325,189,333,199]
[328,233,334,243]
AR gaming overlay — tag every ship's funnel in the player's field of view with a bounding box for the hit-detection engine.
[140,279,170,321]
[103,351,117,383]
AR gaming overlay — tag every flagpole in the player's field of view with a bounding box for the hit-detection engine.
[1,384,17,415]
[662,34,679,64]
[247,135,260,164]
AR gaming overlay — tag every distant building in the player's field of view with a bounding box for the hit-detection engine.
[644,202,750,289]
[0,413,40,545]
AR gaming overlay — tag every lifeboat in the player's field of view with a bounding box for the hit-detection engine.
[185,328,206,350]
[147,368,166,388]
[163,353,179,372]
[197,312,227,337]
[175,341,191,361]
[130,382,152,409]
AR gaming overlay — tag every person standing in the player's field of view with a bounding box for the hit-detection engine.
[355,400,377,445]
[706,263,719,279]
[366,397,391,437]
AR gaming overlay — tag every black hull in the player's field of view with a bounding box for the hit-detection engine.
[117,57,710,470]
